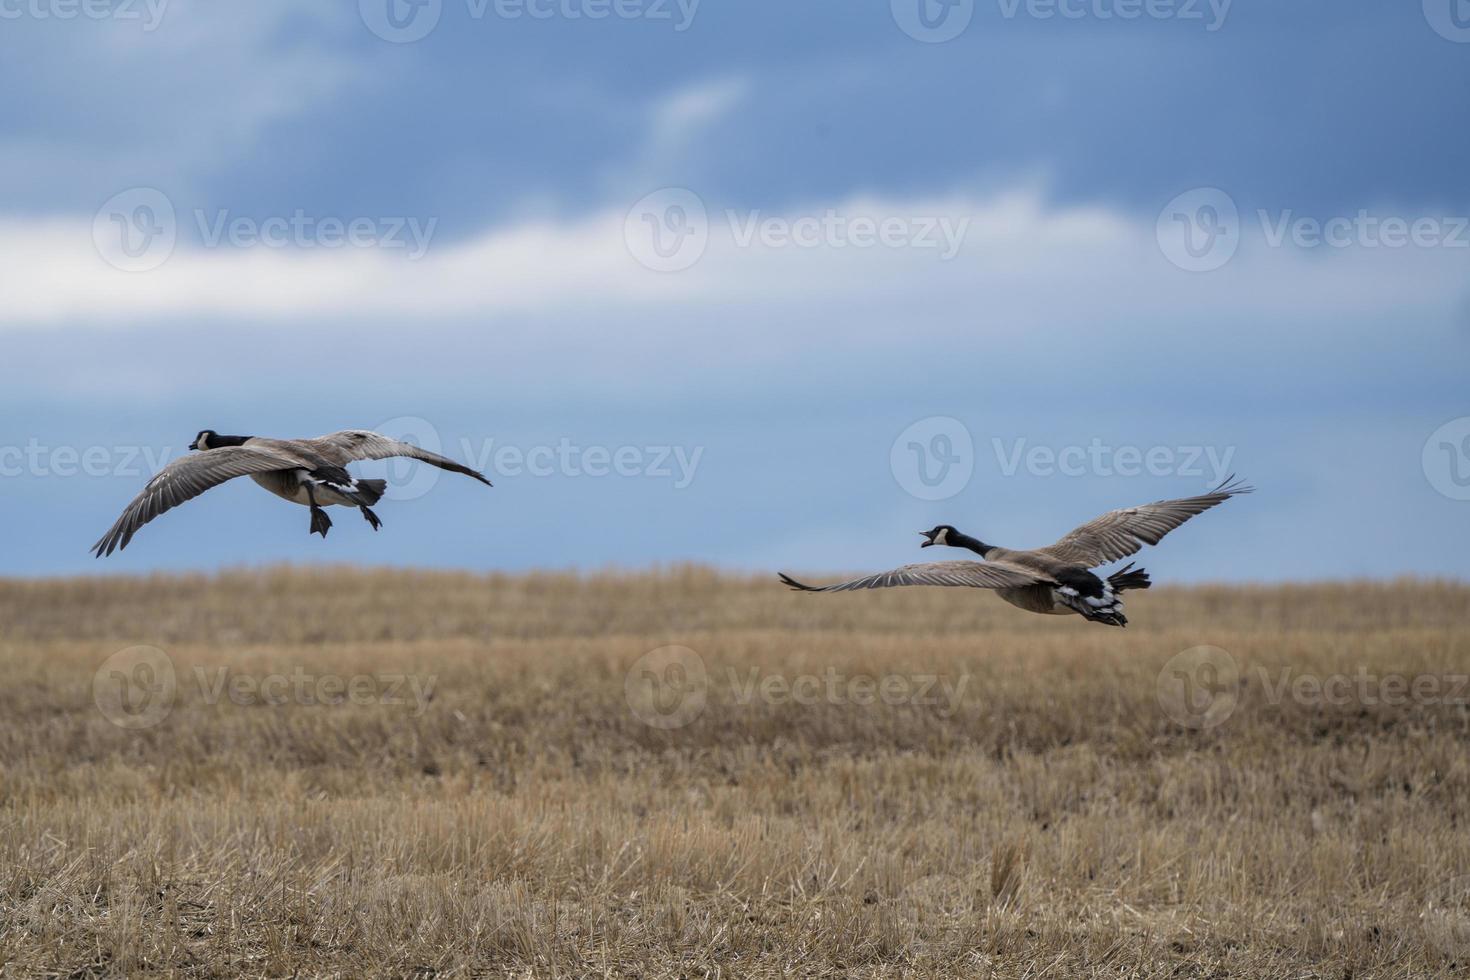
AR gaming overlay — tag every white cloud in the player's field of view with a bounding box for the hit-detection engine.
[2,186,1463,338]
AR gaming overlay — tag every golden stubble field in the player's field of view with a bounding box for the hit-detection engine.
[1,566,1468,978]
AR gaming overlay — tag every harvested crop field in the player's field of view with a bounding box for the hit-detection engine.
[1,567,1468,978]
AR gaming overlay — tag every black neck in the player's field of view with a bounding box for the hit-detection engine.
[210,435,251,448]
[948,531,992,556]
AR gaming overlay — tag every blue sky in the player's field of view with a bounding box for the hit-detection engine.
[1,0,1467,581]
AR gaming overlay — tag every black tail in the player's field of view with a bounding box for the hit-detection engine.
[353,479,388,506]
[1056,590,1129,627]
[1108,563,1151,593]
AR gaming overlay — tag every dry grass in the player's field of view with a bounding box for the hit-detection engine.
[1,566,1468,978]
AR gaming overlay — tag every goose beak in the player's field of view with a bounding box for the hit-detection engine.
[919,531,935,548]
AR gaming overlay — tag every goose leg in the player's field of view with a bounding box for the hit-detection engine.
[304,483,333,538]
[359,506,382,531]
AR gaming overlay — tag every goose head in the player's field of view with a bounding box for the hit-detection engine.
[192,430,251,451]
[919,525,958,548]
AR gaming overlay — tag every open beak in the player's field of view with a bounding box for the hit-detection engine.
[919,531,935,548]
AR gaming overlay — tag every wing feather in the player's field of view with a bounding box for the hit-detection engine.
[779,559,1047,593]
[316,430,492,486]
[92,447,303,557]
[1038,476,1253,568]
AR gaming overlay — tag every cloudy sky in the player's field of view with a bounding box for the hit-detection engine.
[2,0,1467,581]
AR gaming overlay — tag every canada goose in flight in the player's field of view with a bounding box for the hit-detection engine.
[92,429,492,557]
[778,477,1252,627]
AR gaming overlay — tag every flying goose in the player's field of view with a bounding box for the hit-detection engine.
[92,429,492,557]
[778,477,1252,626]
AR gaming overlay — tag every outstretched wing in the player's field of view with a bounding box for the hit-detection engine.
[92,447,301,557]
[779,559,1048,593]
[318,430,492,486]
[1038,476,1253,568]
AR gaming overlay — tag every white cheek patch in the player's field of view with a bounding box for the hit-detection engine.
[933,528,949,546]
